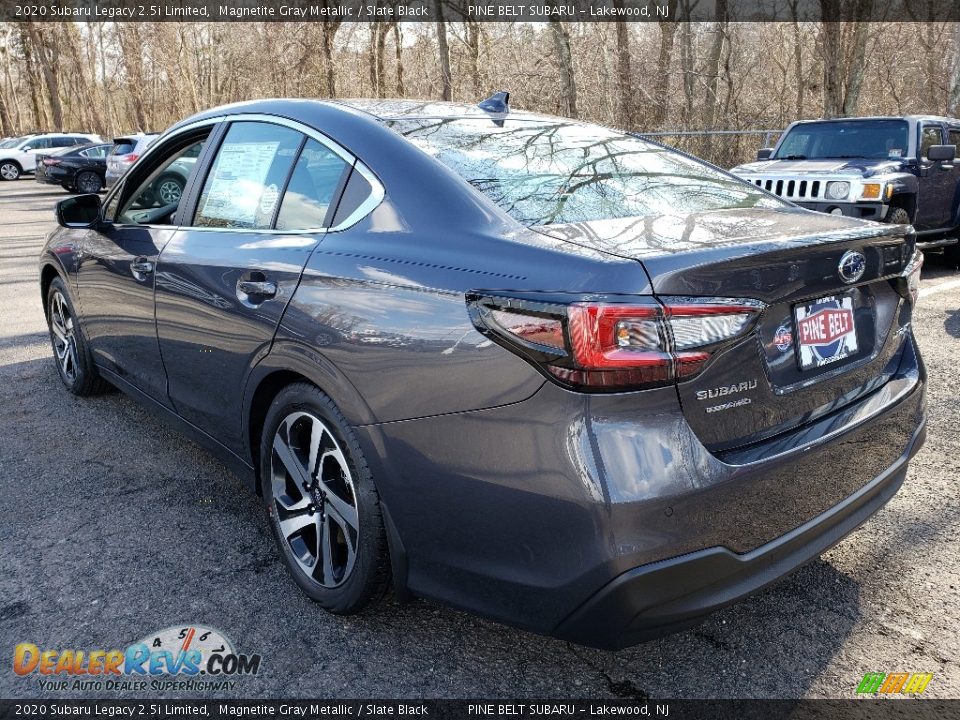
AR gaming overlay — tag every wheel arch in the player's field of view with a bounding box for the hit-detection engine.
[242,342,377,496]
[39,261,65,319]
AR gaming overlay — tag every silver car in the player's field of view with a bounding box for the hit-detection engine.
[105,134,159,188]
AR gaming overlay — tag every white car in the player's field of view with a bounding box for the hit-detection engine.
[0,133,102,181]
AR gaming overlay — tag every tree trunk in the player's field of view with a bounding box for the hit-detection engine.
[0,92,12,136]
[701,0,727,157]
[369,20,392,98]
[24,23,63,130]
[790,0,805,118]
[465,21,482,98]
[818,0,843,118]
[614,13,634,129]
[549,20,577,119]
[393,23,405,96]
[949,24,960,116]
[321,18,340,97]
[435,3,452,101]
[652,11,678,128]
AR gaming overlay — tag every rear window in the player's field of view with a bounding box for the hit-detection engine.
[386,118,779,226]
[110,139,137,156]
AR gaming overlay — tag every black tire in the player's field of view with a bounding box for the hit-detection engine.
[0,160,21,181]
[75,170,102,194]
[261,382,390,614]
[46,277,111,396]
[942,242,960,268]
[885,206,911,225]
[154,174,184,205]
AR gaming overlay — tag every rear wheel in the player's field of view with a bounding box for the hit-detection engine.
[261,383,390,613]
[75,171,102,194]
[155,174,184,205]
[46,277,110,396]
[0,161,21,181]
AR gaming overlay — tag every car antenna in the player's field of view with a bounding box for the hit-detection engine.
[478,91,510,114]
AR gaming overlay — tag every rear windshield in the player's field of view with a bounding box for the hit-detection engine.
[773,119,910,160]
[110,139,138,155]
[386,118,781,226]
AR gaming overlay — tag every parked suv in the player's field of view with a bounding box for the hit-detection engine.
[0,133,101,180]
[105,134,158,188]
[732,116,960,256]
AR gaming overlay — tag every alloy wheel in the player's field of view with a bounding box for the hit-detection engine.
[0,162,19,180]
[157,179,182,204]
[76,172,101,194]
[270,411,359,588]
[49,290,78,383]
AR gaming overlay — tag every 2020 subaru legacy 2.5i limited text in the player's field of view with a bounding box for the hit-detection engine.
[39,96,926,649]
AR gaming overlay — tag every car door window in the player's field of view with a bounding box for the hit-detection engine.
[117,137,207,225]
[948,129,960,149]
[920,126,943,160]
[194,122,304,229]
[275,139,350,231]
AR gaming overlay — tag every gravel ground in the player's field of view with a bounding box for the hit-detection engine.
[0,178,957,700]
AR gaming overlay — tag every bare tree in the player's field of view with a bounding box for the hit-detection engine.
[549,20,577,119]
[613,8,634,128]
[436,2,452,101]
[949,24,960,116]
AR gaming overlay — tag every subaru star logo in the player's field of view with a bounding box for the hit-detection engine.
[838,250,866,284]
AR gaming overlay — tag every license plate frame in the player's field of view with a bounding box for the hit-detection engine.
[794,293,859,371]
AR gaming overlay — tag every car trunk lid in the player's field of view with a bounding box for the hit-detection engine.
[536,207,915,451]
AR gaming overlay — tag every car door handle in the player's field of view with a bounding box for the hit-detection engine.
[130,259,154,275]
[237,280,278,298]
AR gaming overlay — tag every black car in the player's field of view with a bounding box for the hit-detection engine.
[39,97,926,649]
[35,142,111,194]
[732,116,960,257]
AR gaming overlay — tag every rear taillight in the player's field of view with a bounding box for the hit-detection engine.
[42,158,60,166]
[469,294,764,391]
[122,153,139,164]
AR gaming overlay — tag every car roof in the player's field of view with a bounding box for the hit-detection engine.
[331,98,560,123]
[790,115,959,125]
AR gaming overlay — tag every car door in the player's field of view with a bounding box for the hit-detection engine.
[914,122,953,230]
[947,127,960,229]
[153,119,352,451]
[74,125,218,404]
[19,136,51,171]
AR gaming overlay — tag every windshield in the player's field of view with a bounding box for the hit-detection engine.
[387,118,782,226]
[773,119,910,160]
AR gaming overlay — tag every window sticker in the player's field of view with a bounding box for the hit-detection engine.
[200,142,279,225]
[888,148,902,157]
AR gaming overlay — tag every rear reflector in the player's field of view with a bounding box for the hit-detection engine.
[469,294,764,392]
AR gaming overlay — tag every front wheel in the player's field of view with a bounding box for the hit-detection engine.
[0,161,21,181]
[261,383,390,613]
[885,206,911,225]
[46,277,110,395]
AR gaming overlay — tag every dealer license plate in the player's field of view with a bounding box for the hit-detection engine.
[794,294,859,371]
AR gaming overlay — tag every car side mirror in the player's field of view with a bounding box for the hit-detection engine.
[56,194,102,228]
[927,144,956,162]
[22,146,33,152]
[757,148,774,160]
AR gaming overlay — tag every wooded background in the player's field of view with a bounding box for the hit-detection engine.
[3,17,960,167]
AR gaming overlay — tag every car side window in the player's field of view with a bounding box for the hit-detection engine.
[275,139,350,231]
[117,137,207,225]
[81,146,108,159]
[948,129,960,148]
[194,122,303,230]
[920,126,942,160]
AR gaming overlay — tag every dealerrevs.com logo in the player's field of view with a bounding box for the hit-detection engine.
[13,625,262,693]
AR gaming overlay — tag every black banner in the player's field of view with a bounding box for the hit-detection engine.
[1,700,959,720]
[5,0,960,23]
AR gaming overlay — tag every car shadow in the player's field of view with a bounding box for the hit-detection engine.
[945,308,960,339]
[0,354,864,700]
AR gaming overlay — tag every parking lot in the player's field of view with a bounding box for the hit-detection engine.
[0,177,957,700]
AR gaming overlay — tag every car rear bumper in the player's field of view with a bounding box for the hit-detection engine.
[357,335,926,648]
[35,167,69,185]
[553,415,925,648]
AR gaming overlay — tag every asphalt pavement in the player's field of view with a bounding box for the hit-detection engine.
[0,178,957,699]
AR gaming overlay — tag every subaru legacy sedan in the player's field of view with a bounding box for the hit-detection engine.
[40,97,926,649]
